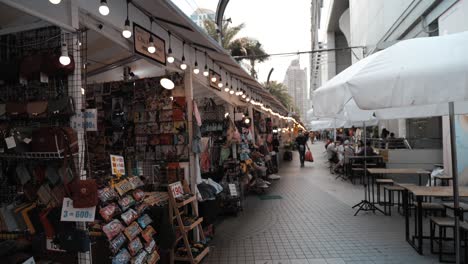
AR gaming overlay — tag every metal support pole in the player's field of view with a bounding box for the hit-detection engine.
[449,101,460,264]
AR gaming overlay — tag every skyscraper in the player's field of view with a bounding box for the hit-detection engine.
[283,59,308,118]
[190,8,216,29]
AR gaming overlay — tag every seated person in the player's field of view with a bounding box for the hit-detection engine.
[326,141,339,164]
[357,140,376,157]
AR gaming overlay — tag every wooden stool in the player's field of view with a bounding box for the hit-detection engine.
[383,185,405,215]
[376,179,394,205]
[430,217,455,263]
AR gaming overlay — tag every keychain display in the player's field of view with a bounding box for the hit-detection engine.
[109,233,127,254]
[118,195,136,211]
[112,248,131,264]
[103,219,125,240]
[127,237,144,256]
[100,203,122,222]
[124,221,142,240]
[121,208,139,225]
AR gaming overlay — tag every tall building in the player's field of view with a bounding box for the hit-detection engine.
[283,59,308,118]
[190,8,215,29]
[310,0,323,94]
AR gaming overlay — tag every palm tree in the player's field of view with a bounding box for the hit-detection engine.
[264,81,297,112]
[203,19,244,49]
[203,19,269,79]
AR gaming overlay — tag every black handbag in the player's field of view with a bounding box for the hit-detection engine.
[48,97,75,117]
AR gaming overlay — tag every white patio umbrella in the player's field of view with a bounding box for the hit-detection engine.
[313,31,468,263]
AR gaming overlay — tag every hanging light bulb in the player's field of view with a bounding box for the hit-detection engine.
[147,18,156,53]
[148,36,156,53]
[203,52,209,76]
[224,86,230,92]
[242,92,247,99]
[122,18,132,38]
[246,96,251,102]
[180,41,187,70]
[210,60,217,82]
[99,0,110,16]
[59,36,71,66]
[193,49,199,74]
[229,77,234,94]
[122,1,132,38]
[218,81,223,88]
[49,0,61,4]
[167,32,174,63]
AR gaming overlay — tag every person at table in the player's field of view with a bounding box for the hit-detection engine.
[357,140,376,156]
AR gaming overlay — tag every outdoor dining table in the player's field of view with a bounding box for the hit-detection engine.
[366,168,431,207]
[400,185,468,255]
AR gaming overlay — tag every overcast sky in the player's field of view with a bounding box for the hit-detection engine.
[171,0,313,89]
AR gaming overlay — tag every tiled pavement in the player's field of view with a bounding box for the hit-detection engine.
[203,142,442,264]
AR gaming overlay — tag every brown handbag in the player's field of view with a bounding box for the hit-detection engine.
[70,179,98,208]
[6,102,27,117]
[31,127,78,153]
[27,101,48,118]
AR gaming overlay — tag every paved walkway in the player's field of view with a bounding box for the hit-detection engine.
[204,142,441,264]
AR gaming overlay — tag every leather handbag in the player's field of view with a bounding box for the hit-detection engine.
[31,127,78,153]
[6,102,27,118]
[48,97,75,117]
[70,179,98,208]
[26,101,48,118]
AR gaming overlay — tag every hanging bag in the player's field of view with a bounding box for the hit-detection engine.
[305,146,314,162]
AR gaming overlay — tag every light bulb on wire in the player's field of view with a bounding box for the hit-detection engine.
[211,76,217,82]
[122,1,132,38]
[148,36,156,53]
[218,81,223,88]
[99,0,110,16]
[49,0,61,4]
[180,41,187,70]
[193,49,199,74]
[59,38,71,66]
[167,32,174,63]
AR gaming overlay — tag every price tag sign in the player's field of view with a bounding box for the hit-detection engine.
[70,109,98,132]
[168,181,184,198]
[61,198,96,222]
[46,239,66,252]
[110,154,125,176]
[229,184,238,197]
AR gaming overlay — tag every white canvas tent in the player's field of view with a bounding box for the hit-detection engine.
[312,31,468,263]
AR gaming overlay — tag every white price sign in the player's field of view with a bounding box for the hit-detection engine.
[46,239,66,252]
[169,181,184,198]
[71,108,98,132]
[61,198,96,222]
[110,154,125,176]
[229,184,238,197]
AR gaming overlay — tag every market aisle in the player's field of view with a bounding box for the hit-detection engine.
[203,142,439,264]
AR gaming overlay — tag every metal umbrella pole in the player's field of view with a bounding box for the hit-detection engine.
[352,121,384,215]
[448,101,461,264]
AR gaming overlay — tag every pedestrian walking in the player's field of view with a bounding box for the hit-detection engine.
[295,130,309,167]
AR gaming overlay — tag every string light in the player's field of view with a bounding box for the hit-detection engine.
[147,18,156,53]
[180,41,187,70]
[218,66,223,88]
[193,48,199,74]
[59,34,70,66]
[167,31,174,63]
[203,52,209,76]
[229,76,234,94]
[210,60,217,82]
[122,0,132,38]
[99,0,110,16]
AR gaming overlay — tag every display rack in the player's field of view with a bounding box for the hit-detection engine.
[168,181,209,264]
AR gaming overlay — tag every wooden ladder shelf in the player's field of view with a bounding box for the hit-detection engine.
[168,181,209,264]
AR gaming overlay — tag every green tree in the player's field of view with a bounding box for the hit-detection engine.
[230,37,269,79]
[203,19,269,79]
[203,19,245,49]
[264,81,297,112]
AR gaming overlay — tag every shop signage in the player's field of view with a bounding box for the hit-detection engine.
[169,181,184,198]
[60,198,96,222]
[110,154,126,176]
[133,23,166,65]
[209,69,221,91]
[70,108,98,131]
[46,239,66,252]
